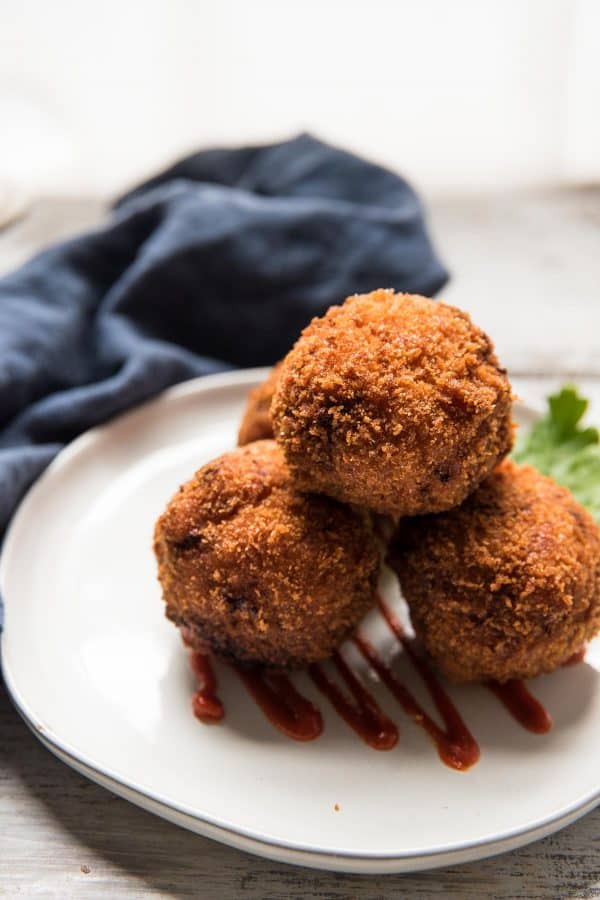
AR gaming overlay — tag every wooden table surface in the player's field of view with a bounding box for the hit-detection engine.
[1,191,599,898]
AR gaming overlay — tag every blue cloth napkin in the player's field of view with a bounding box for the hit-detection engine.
[0,134,448,547]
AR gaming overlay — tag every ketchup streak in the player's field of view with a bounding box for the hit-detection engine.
[232,665,323,741]
[354,597,481,771]
[190,652,225,723]
[309,651,399,750]
[487,680,553,734]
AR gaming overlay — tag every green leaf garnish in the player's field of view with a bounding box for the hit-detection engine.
[513,385,600,522]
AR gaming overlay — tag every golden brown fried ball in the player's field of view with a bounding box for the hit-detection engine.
[271,289,513,517]
[391,460,600,683]
[154,440,380,668]
[238,364,281,445]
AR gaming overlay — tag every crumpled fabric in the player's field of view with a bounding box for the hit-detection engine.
[0,133,448,548]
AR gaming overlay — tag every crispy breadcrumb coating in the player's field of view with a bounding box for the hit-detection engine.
[238,364,281,445]
[271,289,513,517]
[154,440,380,668]
[391,460,600,683]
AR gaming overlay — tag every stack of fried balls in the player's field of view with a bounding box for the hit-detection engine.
[155,290,600,680]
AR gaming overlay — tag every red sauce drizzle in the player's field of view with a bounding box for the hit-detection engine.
[190,652,225,723]
[184,597,557,763]
[232,665,323,741]
[308,651,399,750]
[488,680,553,734]
[563,646,586,667]
[353,596,481,771]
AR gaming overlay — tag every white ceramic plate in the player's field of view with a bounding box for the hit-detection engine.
[2,369,599,874]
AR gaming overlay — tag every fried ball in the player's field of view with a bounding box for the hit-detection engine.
[391,460,600,683]
[238,364,281,445]
[154,440,380,668]
[271,289,513,517]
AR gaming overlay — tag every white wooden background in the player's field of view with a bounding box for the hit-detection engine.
[1,191,599,898]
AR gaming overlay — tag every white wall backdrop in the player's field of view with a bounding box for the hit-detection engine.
[1,0,599,196]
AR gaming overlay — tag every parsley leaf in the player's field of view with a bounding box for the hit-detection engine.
[513,385,600,523]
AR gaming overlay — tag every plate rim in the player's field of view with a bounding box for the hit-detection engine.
[4,671,600,876]
[1,369,599,871]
